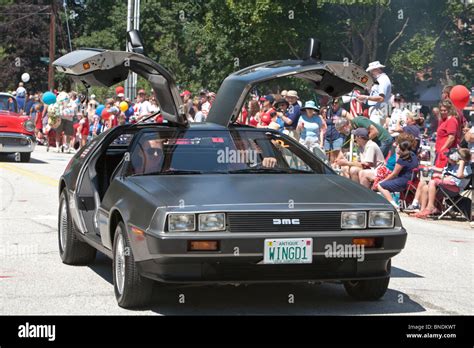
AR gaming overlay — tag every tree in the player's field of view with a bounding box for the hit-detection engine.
[0,0,52,92]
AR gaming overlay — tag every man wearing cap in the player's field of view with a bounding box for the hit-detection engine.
[199,90,211,118]
[386,93,409,137]
[274,98,290,132]
[116,92,125,102]
[280,90,302,140]
[341,111,394,158]
[256,95,276,127]
[357,61,392,127]
[336,127,385,187]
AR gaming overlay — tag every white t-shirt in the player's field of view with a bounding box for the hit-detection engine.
[16,86,27,98]
[201,101,211,117]
[194,111,206,122]
[359,140,385,168]
[368,73,391,108]
[135,101,152,116]
[388,108,409,135]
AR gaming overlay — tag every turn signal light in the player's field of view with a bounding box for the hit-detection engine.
[188,241,219,251]
[83,62,91,70]
[131,226,145,242]
[352,238,375,247]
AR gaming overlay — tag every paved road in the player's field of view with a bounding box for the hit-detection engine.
[0,145,473,315]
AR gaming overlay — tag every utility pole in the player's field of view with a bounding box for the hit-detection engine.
[48,1,56,91]
[124,0,139,101]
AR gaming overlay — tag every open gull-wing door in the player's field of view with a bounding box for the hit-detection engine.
[53,48,186,125]
[207,58,373,126]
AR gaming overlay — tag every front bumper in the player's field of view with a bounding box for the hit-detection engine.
[136,228,407,283]
[0,132,35,153]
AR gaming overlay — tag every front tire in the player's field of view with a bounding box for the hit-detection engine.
[20,152,31,162]
[113,221,153,308]
[58,190,96,265]
[343,276,390,301]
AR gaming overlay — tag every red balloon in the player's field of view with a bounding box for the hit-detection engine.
[115,86,125,95]
[101,109,110,121]
[450,85,470,110]
[260,114,272,125]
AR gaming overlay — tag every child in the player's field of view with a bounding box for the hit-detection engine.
[34,103,44,144]
[89,115,103,141]
[395,111,423,152]
[408,148,472,217]
[377,140,419,209]
[76,112,90,148]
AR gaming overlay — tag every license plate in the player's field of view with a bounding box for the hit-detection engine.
[263,238,313,264]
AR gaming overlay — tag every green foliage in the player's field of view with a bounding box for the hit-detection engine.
[0,0,472,102]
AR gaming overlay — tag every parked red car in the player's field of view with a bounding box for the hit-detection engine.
[0,92,35,162]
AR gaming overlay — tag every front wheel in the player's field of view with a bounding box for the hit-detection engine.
[20,152,31,162]
[113,221,153,308]
[343,276,390,301]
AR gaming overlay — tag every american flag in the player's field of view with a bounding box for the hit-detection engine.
[350,90,363,118]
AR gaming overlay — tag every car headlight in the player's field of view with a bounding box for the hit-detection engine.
[168,213,195,232]
[199,213,225,231]
[23,120,35,132]
[369,211,394,228]
[341,211,366,229]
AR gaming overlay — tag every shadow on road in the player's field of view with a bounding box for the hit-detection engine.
[391,266,423,278]
[88,255,426,315]
[89,252,113,285]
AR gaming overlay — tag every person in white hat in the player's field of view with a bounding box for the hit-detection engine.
[281,90,302,140]
[356,61,392,127]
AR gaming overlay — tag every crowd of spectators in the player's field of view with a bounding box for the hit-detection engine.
[10,60,474,220]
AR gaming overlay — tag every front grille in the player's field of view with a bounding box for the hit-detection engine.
[0,137,24,146]
[227,211,342,233]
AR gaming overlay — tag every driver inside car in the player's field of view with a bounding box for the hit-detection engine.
[131,137,167,175]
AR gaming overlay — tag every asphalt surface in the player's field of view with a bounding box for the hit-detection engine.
[0,145,473,315]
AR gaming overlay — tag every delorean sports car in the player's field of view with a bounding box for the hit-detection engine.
[54,31,407,308]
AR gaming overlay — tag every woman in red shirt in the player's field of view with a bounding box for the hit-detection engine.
[435,100,459,168]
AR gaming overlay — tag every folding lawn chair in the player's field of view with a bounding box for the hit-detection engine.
[399,167,421,211]
[436,166,473,221]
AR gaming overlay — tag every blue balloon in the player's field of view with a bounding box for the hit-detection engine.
[125,106,134,117]
[96,104,105,117]
[42,91,56,105]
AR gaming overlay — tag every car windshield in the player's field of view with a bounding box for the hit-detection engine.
[126,129,331,176]
[0,95,18,113]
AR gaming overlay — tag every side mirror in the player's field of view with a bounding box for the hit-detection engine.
[304,38,322,61]
[127,30,145,55]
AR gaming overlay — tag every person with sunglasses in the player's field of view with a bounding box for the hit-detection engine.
[435,100,459,168]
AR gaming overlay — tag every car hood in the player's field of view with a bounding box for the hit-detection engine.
[129,174,391,210]
[0,113,31,133]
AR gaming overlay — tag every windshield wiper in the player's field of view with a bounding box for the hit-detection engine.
[228,168,314,174]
